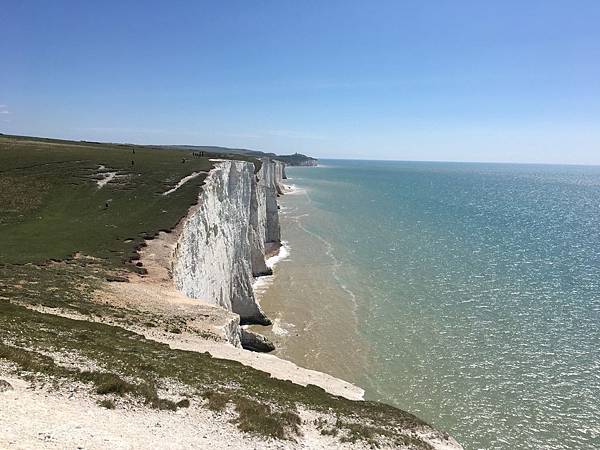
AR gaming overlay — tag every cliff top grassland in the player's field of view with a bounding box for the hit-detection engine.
[158,145,318,167]
[0,134,234,264]
[0,135,452,449]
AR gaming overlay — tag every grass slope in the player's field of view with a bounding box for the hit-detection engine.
[0,134,217,264]
[0,134,444,448]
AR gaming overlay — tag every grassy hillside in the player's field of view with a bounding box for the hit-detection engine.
[0,135,446,448]
[1,135,225,264]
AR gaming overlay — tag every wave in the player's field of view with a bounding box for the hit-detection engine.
[284,184,308,196]
[253,241,291,297]
[266,241,290,268]
[271,316,293,336]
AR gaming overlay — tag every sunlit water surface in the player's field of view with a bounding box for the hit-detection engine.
[255,160,600,449]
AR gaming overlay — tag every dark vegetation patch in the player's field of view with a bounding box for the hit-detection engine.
[0,379,13,392]
[203,390,232,411]
[0,341,178,411]
[234,398,301,440]
[176,398,190,408]
[202,391,301,439]
[98,398,116,409]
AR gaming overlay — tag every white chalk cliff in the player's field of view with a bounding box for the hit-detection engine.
[171,158,286,326]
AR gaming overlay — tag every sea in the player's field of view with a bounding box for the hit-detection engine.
[253,160,600,450]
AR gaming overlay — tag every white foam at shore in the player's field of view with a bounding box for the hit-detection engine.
[266,240,290,268]
[284,184,307,195]
[252,274,273,295]
[271,316,291,336]
[252,241,290,298]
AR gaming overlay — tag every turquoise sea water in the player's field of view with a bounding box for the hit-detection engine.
[263,160,600,449]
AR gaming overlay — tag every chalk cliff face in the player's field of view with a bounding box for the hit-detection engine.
[172,158,285,326]
[259,158,284,243]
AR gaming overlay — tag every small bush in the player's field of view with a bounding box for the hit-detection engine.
[0,343,58,374]
[98,399,115,409]
[176,398,190,408]
[0,379,13,392]
[202,391,231,411]
[320,427,338,436]
[79,371,135,395]
[150,397,177,411]
[135,382,157,400]
[234,397,301,439]
[235,400,286,439]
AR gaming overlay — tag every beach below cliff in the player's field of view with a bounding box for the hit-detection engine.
[250,179,374,393]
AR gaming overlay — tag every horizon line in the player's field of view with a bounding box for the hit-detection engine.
[315,156,600,168]
[3,131,599,168]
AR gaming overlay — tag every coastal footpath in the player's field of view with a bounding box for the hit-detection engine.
[0,134,462,449]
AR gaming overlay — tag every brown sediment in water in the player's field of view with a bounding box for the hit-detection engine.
[251,192,372,390]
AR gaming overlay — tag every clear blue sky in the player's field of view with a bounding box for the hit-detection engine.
[2,1,599,163]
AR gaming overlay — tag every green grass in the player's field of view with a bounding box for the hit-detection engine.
[98,399,116,409]
[0,135,213,265]
[0,134,260,265]
[0,134,440,447]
